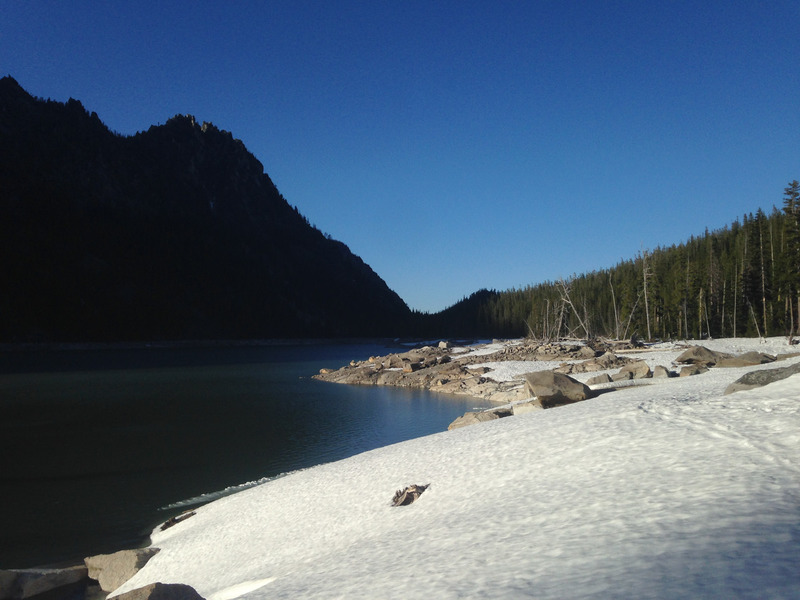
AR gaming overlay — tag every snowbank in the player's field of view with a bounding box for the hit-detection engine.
[113,339,800,599]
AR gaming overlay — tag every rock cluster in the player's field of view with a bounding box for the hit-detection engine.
[316,342,800,432]
[314,345,529,403]
[1,540,202,599]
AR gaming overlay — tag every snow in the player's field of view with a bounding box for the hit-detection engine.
[113,338,800,599]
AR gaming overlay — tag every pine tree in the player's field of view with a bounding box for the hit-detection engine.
[783,180,800,340]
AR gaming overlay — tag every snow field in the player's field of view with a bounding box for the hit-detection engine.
[113,338,800,599]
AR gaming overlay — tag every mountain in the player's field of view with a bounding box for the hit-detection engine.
[0,76,411,342]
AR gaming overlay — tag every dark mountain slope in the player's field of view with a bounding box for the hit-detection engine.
[0,76,410,342]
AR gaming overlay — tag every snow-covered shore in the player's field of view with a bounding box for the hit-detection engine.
[114,337,800,599]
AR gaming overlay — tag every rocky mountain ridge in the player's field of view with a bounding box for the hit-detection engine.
[0,76,410,341]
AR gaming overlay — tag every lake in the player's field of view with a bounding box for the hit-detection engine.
[0,341,490,569]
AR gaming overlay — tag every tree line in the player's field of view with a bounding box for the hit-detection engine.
[416,181,800,341]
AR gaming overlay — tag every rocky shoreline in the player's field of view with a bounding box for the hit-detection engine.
[313,338,644,405]
[314,338,800,429]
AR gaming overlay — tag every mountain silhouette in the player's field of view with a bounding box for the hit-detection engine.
[0,76,410,342]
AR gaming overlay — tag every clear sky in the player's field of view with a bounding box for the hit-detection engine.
[2,1,798,313]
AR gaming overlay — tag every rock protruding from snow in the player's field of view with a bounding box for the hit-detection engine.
[724,361,800,394]
[85,548,160,592]
[653,365,674,378]
[0,565,88,599]
[680,364,709,377]
[512,400,543,415]
[391,484,429,507]
[715,351,776,368]
[523,371,593,408]
[618,360,652,379]
[586,373,612,386]
[675,346,733,366]
[448,408,513,430]
[114,582,205,600]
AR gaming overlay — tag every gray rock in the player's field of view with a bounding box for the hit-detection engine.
[653,365,673,378]
[85,548,160,592]
[0,571,16,599]
[523,371,593,409]
[586,373,612,386]
[447,411,500,430]
[447,408,512,430]
[675,345,733,366]
[611,371,633,382]
[618,360,652,379]
[115,582,205,600]
[402,360,420,373]
[0,565,88,599]
[724,361,800,394]
[512,400,543,415]
[679,364,708,377]
[716,352,776,368]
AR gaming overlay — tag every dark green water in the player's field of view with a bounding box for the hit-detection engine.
[0,342,489,568]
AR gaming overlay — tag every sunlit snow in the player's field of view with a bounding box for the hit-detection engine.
[113,338,800,599]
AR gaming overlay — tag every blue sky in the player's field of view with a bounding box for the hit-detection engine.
[3,1,798,313]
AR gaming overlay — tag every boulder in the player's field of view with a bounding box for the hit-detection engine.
[594,352,627,369]
[402,360,420,373]
[386,355,405,369]
[715,352,776,368]
[724,361,800,394]
[618,360,652,379]
[447,408,511,430]
[586,373,612,386]
[675,346,733,366]
[512,400,543,415]
[438,341,450,349]
[447,411,499,430]
[523,371,593,409]
[115,582,205,600]
[611,371,633,382]
[679,364,708,377]
[0,565,88,599]
[85,548,160,592]
[653,365,673,378]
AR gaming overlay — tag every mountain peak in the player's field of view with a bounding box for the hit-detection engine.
[0,78,410,342]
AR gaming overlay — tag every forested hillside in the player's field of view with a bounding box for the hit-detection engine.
[418,182,800,341]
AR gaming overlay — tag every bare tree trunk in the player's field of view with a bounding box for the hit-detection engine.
[787,294,794,344]
[621,293,641,341]
[749,303,763,340]
[721,278,726,338]
[555,297,566,341]
[733,259,738,338]
[609,274,620,339]
[557,278,590,339]
[684,253,690,339]
[759,219,768,336]
[642,250,652,340]
[698,287,704,339]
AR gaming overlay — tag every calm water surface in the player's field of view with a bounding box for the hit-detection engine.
[0,342,490,568]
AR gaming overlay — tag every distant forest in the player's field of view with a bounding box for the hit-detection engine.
[416,181,800,342]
